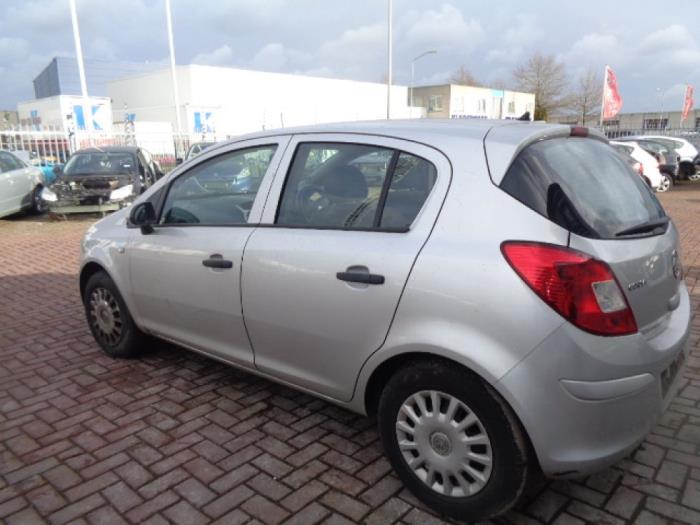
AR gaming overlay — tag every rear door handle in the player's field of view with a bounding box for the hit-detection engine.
[202,254,233,269]
[336,271,385,285]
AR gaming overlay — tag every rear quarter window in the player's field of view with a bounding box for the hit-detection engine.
[500,137,665,239]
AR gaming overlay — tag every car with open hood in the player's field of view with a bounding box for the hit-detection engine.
[42,146,160,214]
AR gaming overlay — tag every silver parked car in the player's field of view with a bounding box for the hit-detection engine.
[0,150,46,218]
[79,120,690,520]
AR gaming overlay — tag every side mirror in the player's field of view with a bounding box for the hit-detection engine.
[52,164,62,175]
[130,201,157,234]
[176,157,183,166]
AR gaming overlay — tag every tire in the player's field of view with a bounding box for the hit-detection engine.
[656,173,672,193]
[377,360,532,521]
[83,271,144,358]
[28,185,46,215]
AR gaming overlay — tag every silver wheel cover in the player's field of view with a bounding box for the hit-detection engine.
[396,390,493,498]
[89,287,123,345]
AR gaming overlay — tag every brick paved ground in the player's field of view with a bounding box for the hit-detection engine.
[1,186,699,525]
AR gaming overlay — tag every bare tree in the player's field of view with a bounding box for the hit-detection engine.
[449,65,482,87]
[512,52,570,120]
[569,68,602,125]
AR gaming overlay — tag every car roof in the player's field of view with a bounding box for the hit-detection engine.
[212,119,579,149]
[621,135,685,144]
[75,146,139,154]
[204,119,604,185]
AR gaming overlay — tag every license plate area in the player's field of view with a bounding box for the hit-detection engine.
[661,350,685,398]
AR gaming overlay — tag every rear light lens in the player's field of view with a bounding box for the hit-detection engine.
[501,241,638,336]
[637,162,644,175]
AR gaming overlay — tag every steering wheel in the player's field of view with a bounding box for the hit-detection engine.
[296,185,330,223]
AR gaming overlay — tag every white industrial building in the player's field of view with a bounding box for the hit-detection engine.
[410,84,535,120]
[107,65,411,139]
[17,94,113,133]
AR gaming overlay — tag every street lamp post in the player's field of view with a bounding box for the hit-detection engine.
[410,50,437,111]
[386,0,393,120]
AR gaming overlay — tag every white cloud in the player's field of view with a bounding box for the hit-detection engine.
[486,14,541,64]
[251,43,310,72]
[192,45,234,66]
[0,37,30,62]
[401,4,484,51]
[637,25,700,72]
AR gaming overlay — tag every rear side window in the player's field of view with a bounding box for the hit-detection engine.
[500,138,665,239]
[276,143,436,231]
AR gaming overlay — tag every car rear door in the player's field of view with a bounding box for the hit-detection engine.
[128,137,289,366]
[240,134,451,401]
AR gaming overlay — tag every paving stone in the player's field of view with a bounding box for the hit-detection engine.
[3,189,700,525]
[605,485,644,519]
[655,460,689,489]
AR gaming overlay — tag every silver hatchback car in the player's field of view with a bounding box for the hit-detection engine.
[79,120,690,520]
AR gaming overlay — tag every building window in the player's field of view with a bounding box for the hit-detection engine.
[643,118,668,130]
[695,117,700,130]
[507,101,515,113]
[603,119,620,128]
[428,95,443,112]
[478,99,487,113]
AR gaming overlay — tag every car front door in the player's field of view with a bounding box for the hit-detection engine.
[241,135,451,400]
[128,137,289,366]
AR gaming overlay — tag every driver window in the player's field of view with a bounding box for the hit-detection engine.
[276,143,394,229]
[161,145,277,225]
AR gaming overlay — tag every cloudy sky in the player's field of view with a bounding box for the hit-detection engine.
[1,0,699,113]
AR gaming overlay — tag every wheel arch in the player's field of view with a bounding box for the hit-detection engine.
[363,350,544,494]
[79,261,109,299]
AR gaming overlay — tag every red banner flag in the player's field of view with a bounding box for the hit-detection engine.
[682,85,694,122]
[602,66,623,120]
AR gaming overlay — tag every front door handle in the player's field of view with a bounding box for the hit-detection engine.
[336,271,385,285]
[202,254,233,269]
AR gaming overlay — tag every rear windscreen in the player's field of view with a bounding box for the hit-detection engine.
[500,137,665,239]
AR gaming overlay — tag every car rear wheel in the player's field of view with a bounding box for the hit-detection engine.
[657,173,672,193]
[83,271,145,358]
[377,360,531,521]
[29,185,46,214]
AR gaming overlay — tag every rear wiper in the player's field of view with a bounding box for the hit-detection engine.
[615,216,669,237]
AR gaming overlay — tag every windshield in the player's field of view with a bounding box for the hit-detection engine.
[500,137,665,239]
[63,152,137,176]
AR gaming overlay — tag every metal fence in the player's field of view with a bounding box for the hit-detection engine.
[0,125,195,173]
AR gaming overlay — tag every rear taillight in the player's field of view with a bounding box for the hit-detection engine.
[501,241,637,336]
[637,162,644,175]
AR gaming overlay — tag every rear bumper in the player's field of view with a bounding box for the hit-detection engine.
[497,284,691,477]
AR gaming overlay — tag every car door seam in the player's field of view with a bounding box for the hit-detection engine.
[348,151,455,403]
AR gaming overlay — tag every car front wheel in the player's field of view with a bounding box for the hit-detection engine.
[29,185,46,214]
[83,271,145,358]
[377,360,532,521]
[656,173,673,193]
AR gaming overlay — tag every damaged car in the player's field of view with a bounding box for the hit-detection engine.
[41,146,160,214]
